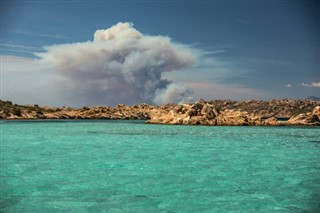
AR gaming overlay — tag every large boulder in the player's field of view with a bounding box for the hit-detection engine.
[287,106,320,125]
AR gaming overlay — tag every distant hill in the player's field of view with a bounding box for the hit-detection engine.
[306,96,320,101]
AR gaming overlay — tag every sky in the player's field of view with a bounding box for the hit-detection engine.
[1,0,319,107]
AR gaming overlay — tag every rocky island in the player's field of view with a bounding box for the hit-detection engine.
[1,99,319,126]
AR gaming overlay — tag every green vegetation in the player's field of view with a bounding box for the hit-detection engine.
[0,100,22,117]
[0,100,46,118]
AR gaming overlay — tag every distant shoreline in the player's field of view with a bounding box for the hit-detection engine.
[1,99,319,126]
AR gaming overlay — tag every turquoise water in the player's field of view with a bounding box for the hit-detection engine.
[1,120,320,212]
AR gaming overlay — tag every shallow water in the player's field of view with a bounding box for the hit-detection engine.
[1,120,320,212]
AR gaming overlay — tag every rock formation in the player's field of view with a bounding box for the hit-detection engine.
[287,106,320,125]
[1,99,319,126]
[146,99,320,126]
[0,101,152,120]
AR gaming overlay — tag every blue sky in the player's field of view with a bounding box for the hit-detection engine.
[1,0,319,106]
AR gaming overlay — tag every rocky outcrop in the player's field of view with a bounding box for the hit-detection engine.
[147,100,320,126]
[287,106,320,125]
[0,101,153,120]
[1,99,319,126]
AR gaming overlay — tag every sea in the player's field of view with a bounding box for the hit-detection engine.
[1,120,319,212]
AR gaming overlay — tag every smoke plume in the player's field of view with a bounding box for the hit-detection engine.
[36,22,196,106]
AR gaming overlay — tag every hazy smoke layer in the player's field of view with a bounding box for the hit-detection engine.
[36,22,196,106]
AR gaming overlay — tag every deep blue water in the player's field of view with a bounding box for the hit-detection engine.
[1,120,320,212]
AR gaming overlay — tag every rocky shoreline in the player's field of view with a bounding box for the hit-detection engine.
[1,99,320,126]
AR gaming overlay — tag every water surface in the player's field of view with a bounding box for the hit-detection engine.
[1,120,320,212]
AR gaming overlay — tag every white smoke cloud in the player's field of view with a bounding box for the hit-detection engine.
[35,22,197,106]
[301,82,320,88]
[153,84,193,105]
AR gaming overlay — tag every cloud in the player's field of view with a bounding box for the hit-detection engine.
[1,42,41,50]
[1,42,43,54]
[164,56,244,83]
[153,84,193,105]
[202,50,226,55]
[186,81,269,100]
[286,84,292,88]
[3,22,278,106]
[7,30,68,39]
[301,82,320,88]
[35,22,197,106]
[1,55,39,72]
[1,55,64,106]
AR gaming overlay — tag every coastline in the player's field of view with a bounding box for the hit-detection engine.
[1,99,319,126]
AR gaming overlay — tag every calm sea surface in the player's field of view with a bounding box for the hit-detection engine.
[1,120,320,212]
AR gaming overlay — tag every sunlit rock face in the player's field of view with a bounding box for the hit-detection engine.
[1,99,319,126]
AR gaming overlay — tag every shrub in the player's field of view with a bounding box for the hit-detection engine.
[12,107,22,116]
